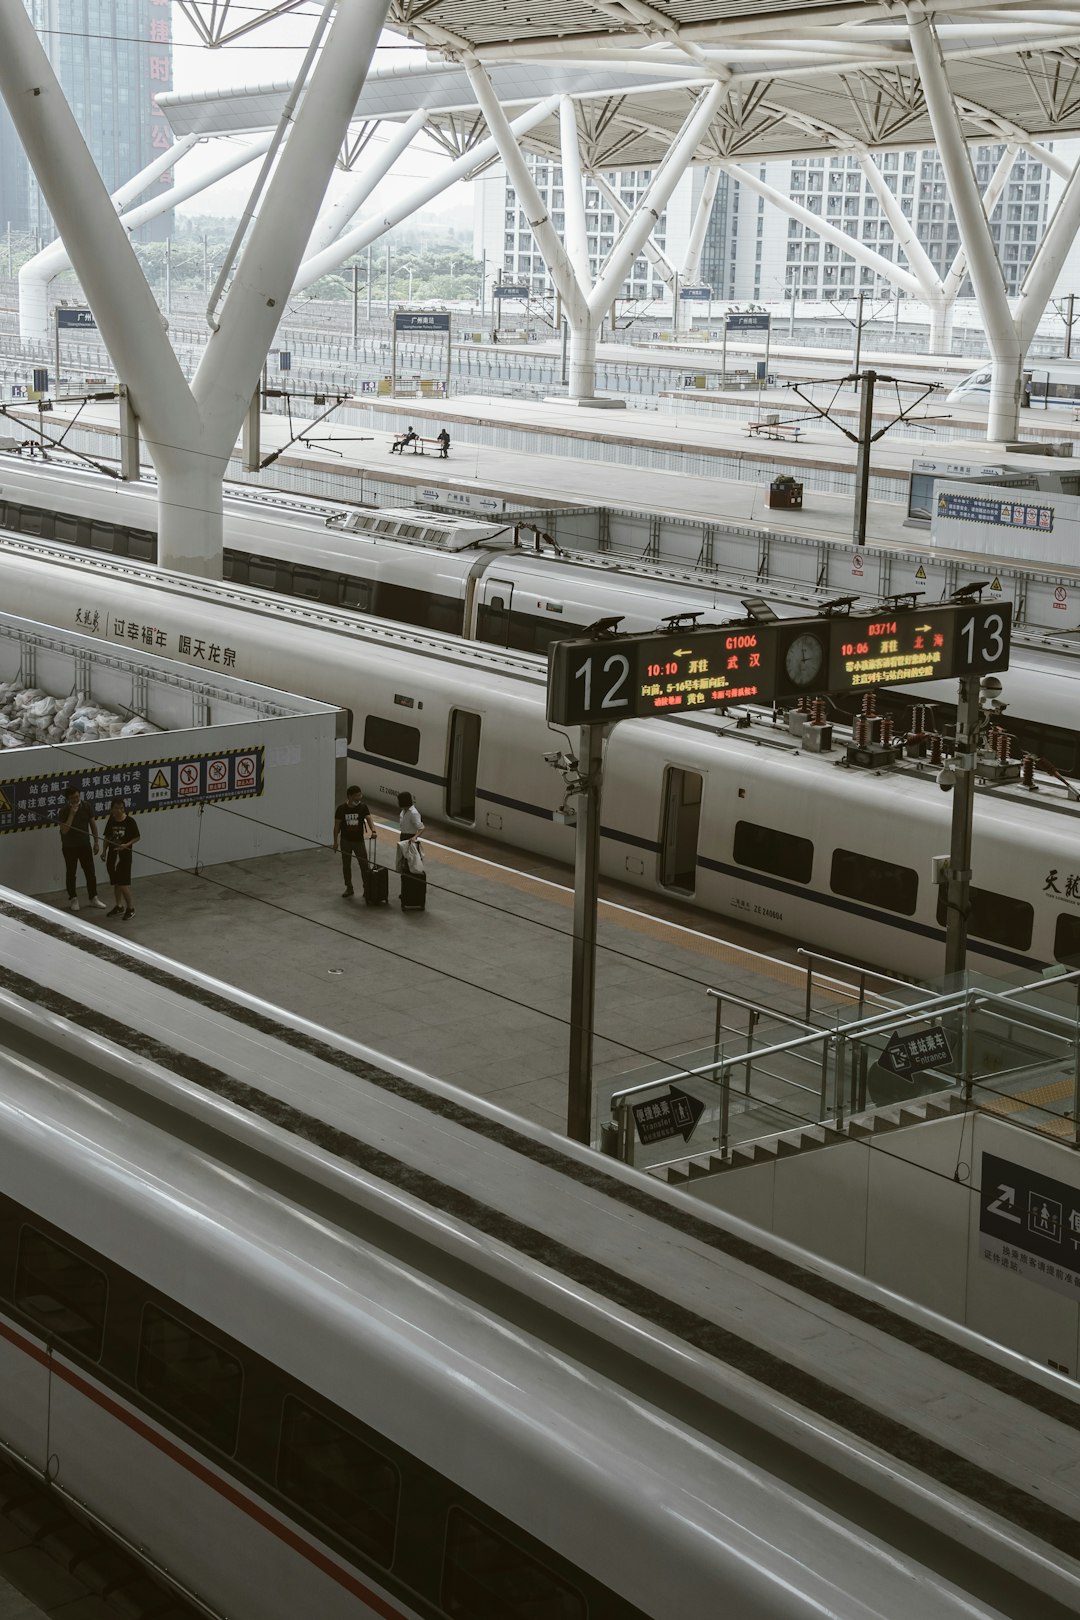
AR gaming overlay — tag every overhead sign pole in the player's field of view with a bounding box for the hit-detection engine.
[944,674,982,982]
[567,723,605,1144]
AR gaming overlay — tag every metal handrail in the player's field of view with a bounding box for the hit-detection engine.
[705,986,815,1032]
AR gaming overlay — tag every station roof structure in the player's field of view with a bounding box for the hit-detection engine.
[162,3,1080,164]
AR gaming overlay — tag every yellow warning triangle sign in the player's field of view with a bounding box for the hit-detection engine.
[990,576,1002,591]
[915,564,927,580]
[0,788,10,813]
[149,769,168,790]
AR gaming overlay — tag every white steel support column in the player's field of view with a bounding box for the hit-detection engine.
[559,98,592,287]
[857,154,939,295]
[683,164,721,283]
[306,107,427,260]
[0,0,392,573]
[18,133,200,339]
[466,62,595,395]
[590,86,724,334]
[188,3,390,513]
[726,163,922,297]
[294,98,558,292]
[591,172,675,282]
[1016,157,1080,349]
[935,143,1018,350]
[908,8,1021,439]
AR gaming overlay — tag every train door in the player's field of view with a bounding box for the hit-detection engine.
[447,710,481,822]
[480,578,515,646]
[659,767,702,893]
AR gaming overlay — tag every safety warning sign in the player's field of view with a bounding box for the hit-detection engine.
[0,746,264,834]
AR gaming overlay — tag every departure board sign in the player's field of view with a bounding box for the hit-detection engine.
[547,601,1011,727]
[824,600,1011,695]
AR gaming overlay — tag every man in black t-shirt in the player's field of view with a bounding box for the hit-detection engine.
[333,785,376,898]
[58,785,105,912]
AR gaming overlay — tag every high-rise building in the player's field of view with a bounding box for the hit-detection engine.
[474,159,695,306]
[0,0,174,242]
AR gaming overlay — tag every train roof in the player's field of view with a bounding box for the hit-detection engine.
[4,888,1079,1618]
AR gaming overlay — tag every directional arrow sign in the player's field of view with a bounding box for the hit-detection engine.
[631,1085,706,1146]
[877,1026,953,1079]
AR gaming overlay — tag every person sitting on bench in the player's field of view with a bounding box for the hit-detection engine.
[391,426,418,454]
[436,428,450,459]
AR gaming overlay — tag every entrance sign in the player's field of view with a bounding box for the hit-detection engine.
[631,1086,705,1146]
[547,601,1012,727]
[877,1026,953,1078]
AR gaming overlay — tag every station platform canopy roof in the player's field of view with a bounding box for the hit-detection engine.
[158,4,1080,164]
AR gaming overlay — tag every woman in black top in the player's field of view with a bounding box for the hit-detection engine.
[102,797,140,920]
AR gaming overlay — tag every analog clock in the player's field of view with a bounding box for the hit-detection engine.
[784,630,826,689]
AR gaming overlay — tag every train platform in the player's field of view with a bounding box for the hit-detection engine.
[18,392,1046,568]
[33,823,827,1140]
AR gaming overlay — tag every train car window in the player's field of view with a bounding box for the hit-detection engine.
[88,521,116,553]
[225,551,249,584]
[247,559,280,592]
[935,886,1033,952]
[734,820,813,884]
[830,848,918,916]
[276,1396,399,1567]
[137,1304,242,1455]
[364,715,420,766]
[659,768,702,892]
[291,566,323,601]
[16,505,45,537]
[441,1508,586,1620]
[51,513,82,546]
[14,1228,106,1360]
[446,710,481,822]
[1053,914,1080,966]
[340,576,373,613]
[127,529,155,562]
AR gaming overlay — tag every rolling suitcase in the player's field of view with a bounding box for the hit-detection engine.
[363,837,389,906]
[400,869,427,912]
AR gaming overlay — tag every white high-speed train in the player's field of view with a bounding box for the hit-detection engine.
[3,898,1077,1619]
[948,357,1080,410]
[6,457,1080,774]
[0,453,815,651]
[1,532,1078,980]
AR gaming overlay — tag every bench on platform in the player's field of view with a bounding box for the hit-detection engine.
[747,419,803,442]
[390,435,450,457]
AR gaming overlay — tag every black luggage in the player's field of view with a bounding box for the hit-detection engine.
[400,869,427,911]
[363,838,389,906]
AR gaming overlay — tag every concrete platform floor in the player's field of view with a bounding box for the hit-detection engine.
[38,824,829,1140]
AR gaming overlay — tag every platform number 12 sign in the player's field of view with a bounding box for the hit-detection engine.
[548,643,633,726]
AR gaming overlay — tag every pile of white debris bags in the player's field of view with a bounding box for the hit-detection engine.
[0,683,159,749]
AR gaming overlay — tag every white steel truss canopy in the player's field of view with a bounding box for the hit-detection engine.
[156,6,1080,163]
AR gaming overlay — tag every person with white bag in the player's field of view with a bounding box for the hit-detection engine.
[396,792,427,911]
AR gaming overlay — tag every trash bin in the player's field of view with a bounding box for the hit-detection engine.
[766,476,803,510]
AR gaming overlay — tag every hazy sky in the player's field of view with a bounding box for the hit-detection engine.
[170,6,473,223]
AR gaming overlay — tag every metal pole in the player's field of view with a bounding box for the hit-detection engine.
[480,247,486,321]
[944,675,981,983]
[789,294,796,340]
[852,288,865,387]
[1068,292,1076,359]
[352,262,358,342]
[567,723,605,1145]
[721,318,727,378]
[852,367,876,550]
[560,315,568,385]
[53,307,59,396]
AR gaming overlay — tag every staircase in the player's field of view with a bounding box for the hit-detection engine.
[656,1089,968,1186]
